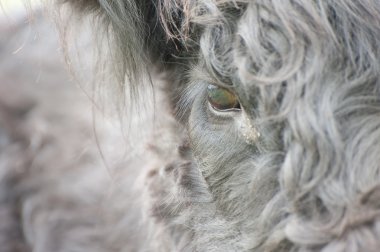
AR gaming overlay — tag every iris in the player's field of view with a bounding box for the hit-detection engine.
[207,84,240,111]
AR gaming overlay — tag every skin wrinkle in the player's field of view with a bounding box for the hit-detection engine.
[3,0,380,251]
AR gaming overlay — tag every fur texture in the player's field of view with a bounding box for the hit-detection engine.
[3,0,380,251]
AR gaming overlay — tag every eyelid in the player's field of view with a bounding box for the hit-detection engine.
[207,81,236,92]
[208,103,241,113]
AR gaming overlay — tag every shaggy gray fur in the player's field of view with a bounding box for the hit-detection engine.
[3,0,380,251]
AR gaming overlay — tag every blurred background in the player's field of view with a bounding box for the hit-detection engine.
[0,3,129,250]
[0,0,144,186]
[0,0,121,174]
[0,2,164,250]
[1,0,40,22]
[0,0,84,147]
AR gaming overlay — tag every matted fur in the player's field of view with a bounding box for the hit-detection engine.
[3,0,380,251]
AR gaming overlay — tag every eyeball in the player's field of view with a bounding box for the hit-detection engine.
[207,84,240,111]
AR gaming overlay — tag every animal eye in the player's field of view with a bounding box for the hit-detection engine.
[207,84,240,111]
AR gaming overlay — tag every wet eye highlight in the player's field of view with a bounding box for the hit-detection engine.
[207,84,240,111]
